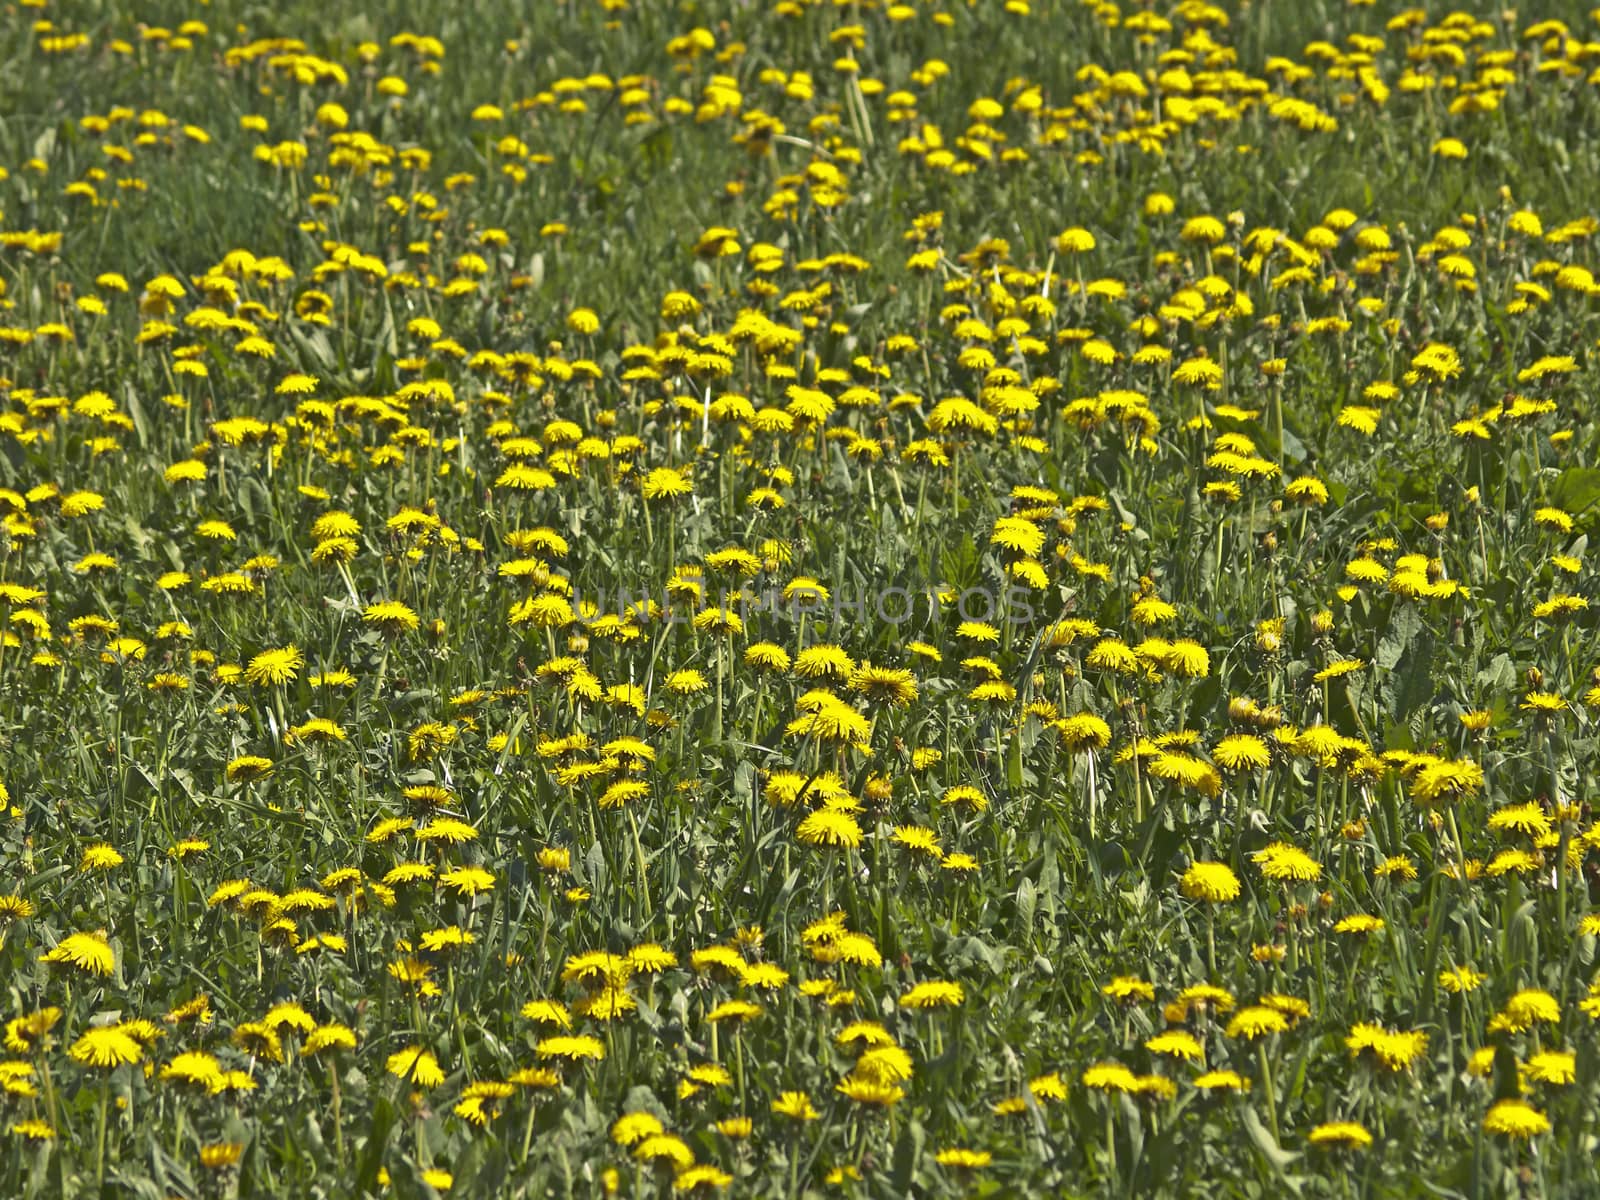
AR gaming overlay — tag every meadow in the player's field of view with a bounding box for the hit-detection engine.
[2,0,1600,1195]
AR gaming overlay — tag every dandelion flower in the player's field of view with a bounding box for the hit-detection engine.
[536,1035,605,1062]
[1212,734,1269,771]
[363,601,420,635]
[1146,1031,1203,1062]
[935,1148,993,1169]
[386,1046,445,1088]
[772,1091,819,1120]
[40,931,115,976]
[1250,842,1320,883]
[1193,1070,1249,1093]
[1483,1099,1549,1139]
[1225,1007,1288,1039]
[80,843,124,871]
[1180,862,1240,902]
[1438,965,1486,994]
[1308,1122,1372,1149]
[70,1026,143,1068]
[899,980,964,1008]
[199,1142,245,1169]
[244,646,303,685]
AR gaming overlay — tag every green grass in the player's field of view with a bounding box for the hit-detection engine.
[2,1,1600,1197]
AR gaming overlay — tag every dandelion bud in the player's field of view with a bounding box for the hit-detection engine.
[1255,626,1282,654]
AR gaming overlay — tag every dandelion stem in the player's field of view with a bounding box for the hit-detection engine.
[521,1098,538,1163]
[1104,1104,1117,1181]
[1547,731,1568,936]
[1257,1041,1280,1144]
[94,1075,110,1190]
[329,1064,343,1163]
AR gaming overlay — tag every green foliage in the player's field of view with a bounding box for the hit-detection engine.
[0,1,1599,1198]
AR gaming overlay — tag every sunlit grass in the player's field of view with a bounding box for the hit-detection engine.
[1,2,1600,1197]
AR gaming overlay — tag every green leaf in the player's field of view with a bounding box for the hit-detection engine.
[451,1139,508,1196]
[1016,876,1037,942]
[946,935,1005,974]
[890,1116,927,1192]
[1477,652,1516,693]
[1389,627,1437,722]
[1240,1104,1302,1190]
[939,532,980,591]
[1552,467,1600,528]
[1375,600,1422,673]
[354,1094,398,1196]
